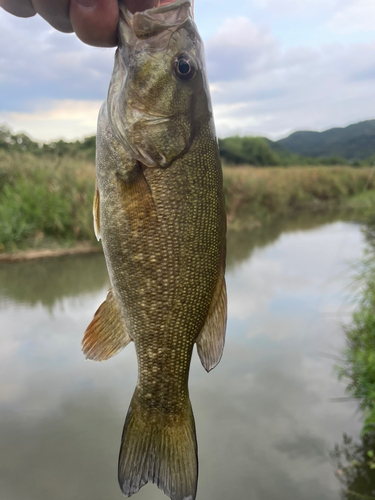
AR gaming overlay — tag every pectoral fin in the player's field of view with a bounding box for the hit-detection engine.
[93,183,101,241]
[82,289,131,361]
[196,268,227,373]
[117,162,157,225]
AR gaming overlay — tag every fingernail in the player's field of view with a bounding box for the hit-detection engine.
[75,0,98,10]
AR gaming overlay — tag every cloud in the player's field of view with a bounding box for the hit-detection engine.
[0,11,114,111]
[205,17,375,138]
[227,221,363,344]
[2,7,375,141]
[253,0,375,37]
[252,0,338,16]
[328,0,375,33]
[0,10,109,140]
[1,99,102,141]
[205,17,278,82]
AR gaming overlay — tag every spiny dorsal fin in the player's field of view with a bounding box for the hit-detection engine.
[93,182,101,241]
[82,289,131,361]
[196,268,227,372]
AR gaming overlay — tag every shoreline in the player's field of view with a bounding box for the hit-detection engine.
[1,183,374,263]
[0,242,102,263]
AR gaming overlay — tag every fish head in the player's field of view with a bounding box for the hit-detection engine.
[107,0,212,168]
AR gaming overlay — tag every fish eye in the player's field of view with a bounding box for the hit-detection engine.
[174,55,196,81]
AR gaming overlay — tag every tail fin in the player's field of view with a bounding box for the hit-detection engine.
[118,393,198,500]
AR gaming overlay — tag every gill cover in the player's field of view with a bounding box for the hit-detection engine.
[107,0,203,168]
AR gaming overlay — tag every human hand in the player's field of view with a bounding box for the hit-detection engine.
[0,0,169,47]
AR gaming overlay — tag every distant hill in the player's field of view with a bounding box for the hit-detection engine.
[276,120,375,160]
[219,120,375,166]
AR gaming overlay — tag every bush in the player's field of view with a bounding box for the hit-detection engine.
[0,151,96,250]
[336,252,375,434]
[219,136,280,166]
[223,166,375,223]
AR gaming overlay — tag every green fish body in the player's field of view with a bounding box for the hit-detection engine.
[83,1,227,499]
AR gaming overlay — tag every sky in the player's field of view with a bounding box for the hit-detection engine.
[1,0,375,142]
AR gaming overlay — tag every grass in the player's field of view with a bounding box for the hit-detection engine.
[336,249,375,435]
[1,152,375,252]
[0,151,96,252]
[224,166,375,228]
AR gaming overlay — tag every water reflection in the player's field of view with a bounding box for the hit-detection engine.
[331,433,375,500]
[0,210,361,308]
[0,253,109,308]
[227,210,361,269]
[0,216,368,500]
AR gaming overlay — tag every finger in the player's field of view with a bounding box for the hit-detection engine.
[70,0,118,47]
[31,0,73,33]
[0,0,36,17]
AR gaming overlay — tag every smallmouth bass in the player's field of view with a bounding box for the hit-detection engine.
[82,1,227,499]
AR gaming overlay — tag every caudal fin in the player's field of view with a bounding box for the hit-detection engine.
[118,395,198,500]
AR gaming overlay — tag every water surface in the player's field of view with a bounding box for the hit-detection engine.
[0,219,366,500]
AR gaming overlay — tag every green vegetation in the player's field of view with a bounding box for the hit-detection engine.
[223,166,375,228]
[1,151,374,251]
[0,151,96,252]
[1,132,375,252]
[331,433,375,500]
[0,126,96,159]
[220,120,375,165]
[336,246,375,435]
[332,216,375,499]
[218,135,356,166]
[218,136,280,166]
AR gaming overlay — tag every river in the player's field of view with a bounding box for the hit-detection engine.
[0,216,367,500]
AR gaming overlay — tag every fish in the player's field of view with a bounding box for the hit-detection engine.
[82,1,227,499]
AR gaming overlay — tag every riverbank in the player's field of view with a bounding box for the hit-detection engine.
[331,219,375,500]
[0,152,95,253]
[224,166,375,229]
[1,151,375,255]
[0,241,101,262]
[335,228,375,435]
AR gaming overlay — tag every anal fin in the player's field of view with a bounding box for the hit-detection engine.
[196,268,227,372]
[82,289,131,361]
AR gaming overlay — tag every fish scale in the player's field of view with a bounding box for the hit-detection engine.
[82,1,226,499]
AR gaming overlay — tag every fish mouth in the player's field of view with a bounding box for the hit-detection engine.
[119,0,193,40]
